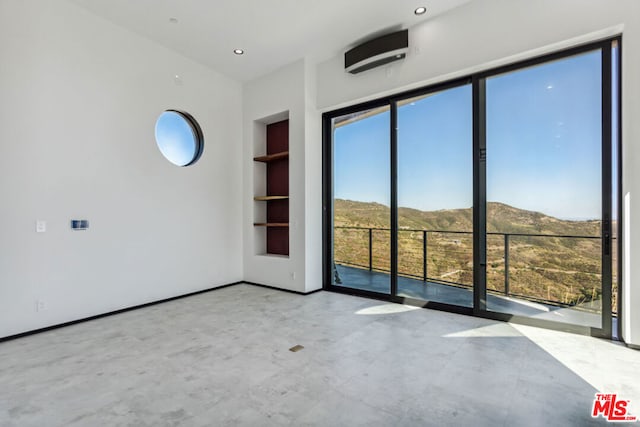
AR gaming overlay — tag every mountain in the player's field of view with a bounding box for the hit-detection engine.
[334,199,601,237]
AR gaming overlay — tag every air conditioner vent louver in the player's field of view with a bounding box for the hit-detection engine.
[345,29,408,74]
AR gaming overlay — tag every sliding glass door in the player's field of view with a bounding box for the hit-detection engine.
[484,49,607,329]
[330,106,391,295]
[396,85,473,307]
[323,38,619,337]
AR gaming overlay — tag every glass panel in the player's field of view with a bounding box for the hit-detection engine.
[612,40,620,323]
[332,106,391,294]
[155,110,203,166]
[396,85,473,306]
[486,50,603,328]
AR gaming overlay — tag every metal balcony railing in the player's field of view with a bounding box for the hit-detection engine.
[334,226,610,309]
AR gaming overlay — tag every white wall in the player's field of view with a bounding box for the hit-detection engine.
[316,0,640,345]
[242,60,305,292]
[242,58,322,293]
[0,0,243,338]
[317,0,634,110]
[303,60,323,293]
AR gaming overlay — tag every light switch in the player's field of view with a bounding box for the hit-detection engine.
[36,220,46,233]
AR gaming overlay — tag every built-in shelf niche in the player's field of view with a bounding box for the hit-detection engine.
[253,111,289,256]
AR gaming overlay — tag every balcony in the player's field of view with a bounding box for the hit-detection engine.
[334,226,613,329]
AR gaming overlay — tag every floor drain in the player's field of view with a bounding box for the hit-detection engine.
[289,345,304,352]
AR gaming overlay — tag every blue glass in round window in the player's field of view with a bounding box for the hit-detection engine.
[155,110,204,166]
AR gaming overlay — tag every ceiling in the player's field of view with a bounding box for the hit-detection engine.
[70,0,471,82]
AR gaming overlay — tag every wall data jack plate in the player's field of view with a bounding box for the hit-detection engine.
[71,219,89,230]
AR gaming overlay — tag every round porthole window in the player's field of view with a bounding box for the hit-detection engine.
[154,110,204,166]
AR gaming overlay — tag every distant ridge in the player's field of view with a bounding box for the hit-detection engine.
[334,199,601,236]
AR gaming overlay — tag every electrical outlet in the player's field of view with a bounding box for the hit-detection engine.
[290,272,296,280]
[35,299,46,312]
[36,220,46,233]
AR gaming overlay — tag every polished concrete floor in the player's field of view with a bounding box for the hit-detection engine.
[335,265,602,328]
[1,284,639,426]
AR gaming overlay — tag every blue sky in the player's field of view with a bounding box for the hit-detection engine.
[155,111,198,166]
[334,49,606,221]
[334,108,391,205]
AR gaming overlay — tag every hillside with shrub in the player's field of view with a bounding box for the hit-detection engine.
[334,199,613,312]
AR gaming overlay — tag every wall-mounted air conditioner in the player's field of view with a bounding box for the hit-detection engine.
[345,29,409,74]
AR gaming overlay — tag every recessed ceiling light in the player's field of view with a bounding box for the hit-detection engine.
[169,17,178,24]
[233,49,244,55]
[414,6,427,15]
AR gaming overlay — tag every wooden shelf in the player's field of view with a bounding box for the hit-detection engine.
[253,151,289,163]
[254,195,289,201]
[255,119,289,256]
